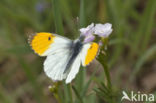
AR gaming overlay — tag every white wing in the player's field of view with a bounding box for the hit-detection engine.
[65,53,81,83]
[44,49,72,81]
[42,34,72,56]
[80,43,91,66]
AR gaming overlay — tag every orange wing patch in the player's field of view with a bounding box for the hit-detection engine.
[84,43,99,66]
[29,32,55,56]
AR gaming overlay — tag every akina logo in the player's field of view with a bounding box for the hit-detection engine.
[121,91,155,102]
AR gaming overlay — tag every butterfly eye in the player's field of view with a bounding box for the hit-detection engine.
[48,37,51,41]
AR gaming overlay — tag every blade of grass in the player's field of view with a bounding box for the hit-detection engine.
[72,85,84,103]
[81,64,100,97]
[63,84,73,103]
[52,0,64,35]
[79,0,86,27]
[132,0,156,55]
[59,0,78,38]
[140,0,156,52]
[130,44,156,81]
[57,86,64,103]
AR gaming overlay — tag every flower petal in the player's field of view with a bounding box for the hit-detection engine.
[80,23,94,36]
[83,35,95,43]
[94,23,113,37]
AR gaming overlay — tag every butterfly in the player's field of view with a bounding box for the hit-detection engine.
[28,32,99,83]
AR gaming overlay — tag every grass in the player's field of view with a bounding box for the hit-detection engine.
[0,0,156,103]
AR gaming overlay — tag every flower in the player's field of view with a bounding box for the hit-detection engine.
[94,23,112,37]
[79,23,112,43]
[80,23,94,37]
[80,23,95,43]
[83,35,95,43]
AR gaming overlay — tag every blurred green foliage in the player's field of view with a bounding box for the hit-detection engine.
[0,0,156,103]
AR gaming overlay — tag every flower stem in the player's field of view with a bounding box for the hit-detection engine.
[97,38,116,103]
[98,38,112,89]
[102,62,112,90]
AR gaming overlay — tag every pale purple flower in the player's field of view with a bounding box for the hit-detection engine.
[79,23,112,43]
[83,35,95,43]
[80,23,94,37]
[80,23,95,43]
[94,23,113,37]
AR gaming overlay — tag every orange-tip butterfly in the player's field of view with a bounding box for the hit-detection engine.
[28,23,112,84]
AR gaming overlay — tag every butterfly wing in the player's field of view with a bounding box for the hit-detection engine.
[44,49,73,81]
[81,42,99,66]
[65,53,81,83]
[29,32,72,56]
[65,42,99,83]
[29,32,73,81]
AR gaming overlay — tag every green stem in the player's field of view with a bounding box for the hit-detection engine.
[63,83,73,103]
[97,39,116,103]
[98,38,112,90]
[52,0,64,35]
[67,84,73,103]
[98,51,112,90]
[102,63,111,90]
[98,57,115,103]
[79,0,86,27]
